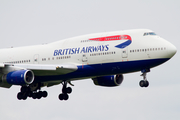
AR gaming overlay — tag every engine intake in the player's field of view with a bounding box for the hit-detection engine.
[92,74,124,87]
[3,70,34,85]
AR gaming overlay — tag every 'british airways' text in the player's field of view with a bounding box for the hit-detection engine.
[54,44,109,56]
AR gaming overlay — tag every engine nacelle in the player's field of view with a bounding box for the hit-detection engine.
[92,74,124,87]
[2,70,34,85]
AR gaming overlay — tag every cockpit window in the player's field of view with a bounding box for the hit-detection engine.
[143,32,156,36]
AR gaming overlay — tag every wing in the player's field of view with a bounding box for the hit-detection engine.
[0,63,78,76]
[0,63,78,88]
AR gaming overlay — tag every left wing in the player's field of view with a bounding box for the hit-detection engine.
[0,63,78,76]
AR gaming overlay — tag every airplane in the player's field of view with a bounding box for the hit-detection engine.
[0,29,177,101]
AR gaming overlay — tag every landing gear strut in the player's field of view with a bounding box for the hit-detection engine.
[17,83,48,100]
[139,69,150,87]
[58,81,72,101]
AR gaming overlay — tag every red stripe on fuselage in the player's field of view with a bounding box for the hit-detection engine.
[89,35,131,41]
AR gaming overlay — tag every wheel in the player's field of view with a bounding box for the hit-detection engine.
[22,94,28,100]
[42,91,48,98]
[66,87,72,94]
[144,81,149,87]
[63,94,69,100]
[59,94,64,100]
[58,93,69,100]
[17,92,23,100]
[139,80,145,87]
[32,93,37,99]
[28,91,33,97]
[37,92,42,99]
[139,80,149,87]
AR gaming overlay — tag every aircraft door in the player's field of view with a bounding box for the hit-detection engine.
[122,47,128,58]
[33,54,39,64]
[82,54,88,62]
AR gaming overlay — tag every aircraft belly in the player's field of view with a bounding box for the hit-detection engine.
[34,58,169,83]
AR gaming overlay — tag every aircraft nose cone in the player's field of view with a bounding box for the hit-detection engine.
[168,44,177,58]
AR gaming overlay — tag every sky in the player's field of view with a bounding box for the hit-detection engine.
[0,0,179,120]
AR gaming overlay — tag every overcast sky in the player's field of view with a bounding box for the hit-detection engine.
[0,0,179,120]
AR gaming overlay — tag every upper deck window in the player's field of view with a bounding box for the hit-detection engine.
[143,32,156,36]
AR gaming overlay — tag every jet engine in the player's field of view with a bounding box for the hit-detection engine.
[92,74,124,87]
[2,70,34,85]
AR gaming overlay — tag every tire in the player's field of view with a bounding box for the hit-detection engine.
[66,87,72,94]
[139,80,145,87]
[144,81,149,87]
[37,92,42,99]
[63,94,69,100]
[17,92,23,100]
[32,93,37,99]
[42,91,48,98]
[22,94,28,100]
[28,91,33,97]
[59,94,64,100]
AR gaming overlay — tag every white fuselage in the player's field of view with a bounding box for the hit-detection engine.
[0,29,177,82]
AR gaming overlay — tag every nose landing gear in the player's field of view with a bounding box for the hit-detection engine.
[139,69,150,87]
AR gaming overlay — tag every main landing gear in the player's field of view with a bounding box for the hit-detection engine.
[17,81,73,101]
[139,69,150,87]
[17,83,48,100]
[58,81,72,101]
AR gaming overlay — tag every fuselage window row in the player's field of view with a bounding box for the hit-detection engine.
[130,47,166,53]
[90,51,116,56]
[56,56,71,60]
[42,56,71,61]
[3,60,31,64]
[81,40,93,43]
